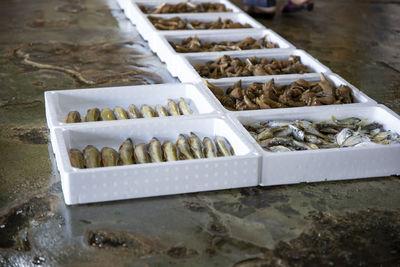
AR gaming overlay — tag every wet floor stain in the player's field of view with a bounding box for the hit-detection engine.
[239,187,289,209]
[14,128,48,145]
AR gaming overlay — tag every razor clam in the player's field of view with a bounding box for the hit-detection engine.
[83,145,101,168]
[203,137,217,158]
[85,108,100,122]
[100,108,116,121]
[101,147,118,167]
[215,136,232,156]
[68,149,84,168]
[134,143,151,164]
[188,132,204,159]
[127,104,141,119]
[176,134,194,160]
[66,111,81,123]
[119,138,135,165]
[162,141,178,161]
[140,105,154,118]
[155,104,169,117]
[178,98,192,115]
[113,106,129,120]
[148,138,164,162]
[167,99,181,116]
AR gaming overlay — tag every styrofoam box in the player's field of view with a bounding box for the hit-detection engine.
[173,49,331,83]
[136,0,243,15]
[197,73,377,114]
[135,12,265,47]
[53,116,261,205]
[153,29,295,76]
[228,104,400,186]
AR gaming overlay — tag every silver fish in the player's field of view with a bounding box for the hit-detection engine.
[176,134,194,160]
[188,132,204,159]
[336,128,353,146]
[148,138,163,162]
[289,124,305,141]
[268,145,292,152]
[134,143,151,164]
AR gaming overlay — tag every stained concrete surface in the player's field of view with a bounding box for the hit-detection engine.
[0,0,399,266]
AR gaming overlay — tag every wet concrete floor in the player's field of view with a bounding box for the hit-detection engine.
[0,0,399,265]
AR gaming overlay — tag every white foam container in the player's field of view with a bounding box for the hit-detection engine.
[228,104,400,186]
[173,49,331,83]
[153,29,295,75]
[44,83,221,157]
[197,73,377,113]
[135,0,243,15]
[134,12,265,46]
[53,116,261,205]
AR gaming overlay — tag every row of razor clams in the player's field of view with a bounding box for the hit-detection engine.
[68,133,234,169]
[66,98,191,123]
[245,117,400,153]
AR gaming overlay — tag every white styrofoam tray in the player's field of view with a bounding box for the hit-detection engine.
[197,73,377,113]
[172,49,331,83]
[135,12,265,46]
[152,29,295,74]
[44,83,220,130]
[229,104,400,186]
[135,0,243,14]
[53,116,261,205]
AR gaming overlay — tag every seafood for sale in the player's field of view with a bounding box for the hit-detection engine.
[148,16,251,31]
[171,35,279,53]
[207,74,354,111]
[244,117,400,153]
[68,133,234,168]
[140,2,232,14]
[65,99,192,123]
[196,55,311,79]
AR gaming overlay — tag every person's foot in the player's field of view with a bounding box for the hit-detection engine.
[243,4,276,18]
[281,0,314,13]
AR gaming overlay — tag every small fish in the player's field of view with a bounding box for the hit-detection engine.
[113,106,129,120]
[127,104,141,119]
[289,124,305,141]
[266,120,292,128]
[273,127,293,138]
[101,147,118,167]
[119,138,134,165]
[167,99,181,116]
[203,137,217,158]
[336,128,353,146]
[68,149,84,168]
[304,134,325,145]
[257,128,274,141]
[268,145,292,152]
[83,145,101,168]
[259,137,293,148]
[176,134,194,160]
[178,98,192,115]
[215,136,232,156]
[332,116,360,128]
[100,108,116,121]
[134,143,151,164]
[66,111,81,123]
[140,105,154,118]
[342,135,370,147]
[162,141,178,161]
[155,104,169,117]
[188,132,204,159]
[148,138,163,162]
[295,120,328,140]
[85,108,100,122]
